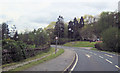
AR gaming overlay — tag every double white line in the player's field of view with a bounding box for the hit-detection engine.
[71,53,78,71]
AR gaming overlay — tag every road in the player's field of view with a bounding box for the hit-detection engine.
[23,49,75,71]
[51,45,120,72]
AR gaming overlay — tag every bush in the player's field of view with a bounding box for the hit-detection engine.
[2,39,26,63]
[95,43,102,50]
[101,27,118,52]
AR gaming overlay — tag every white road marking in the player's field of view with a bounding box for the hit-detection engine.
[89,52,92,53]
[89,52,93,54]
[104,54,113,58]
[94,53,97,55]
[71,53,78,71]
[85,54,91,58]
[99,56,104,59]
[115,65,120,69]
[105,59,113,64]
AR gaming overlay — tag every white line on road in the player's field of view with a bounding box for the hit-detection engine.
[115,65,120,69]
[94,53,97,55]
[104,54,113,58]
[99,56,104,59]
[105,59,113,64]
[89,52,92,53]
[71,53,78,71]
[85,54,91,58]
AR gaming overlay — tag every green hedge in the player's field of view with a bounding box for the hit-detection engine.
[95,27,119,53]
[101,27,119,52]
[2,39,27,63]
[2,39,50,64]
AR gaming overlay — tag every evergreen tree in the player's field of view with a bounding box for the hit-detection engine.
[2,23,9,39]
[54,15,65,38]
[68,21,74,39]
[13,31,19,41]
[79,16,84,27]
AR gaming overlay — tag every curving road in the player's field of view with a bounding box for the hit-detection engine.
[51,45,120,73]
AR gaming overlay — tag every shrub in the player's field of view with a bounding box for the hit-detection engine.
[101,27,118,52]
[95,43,102,50]
[2,39,25,62]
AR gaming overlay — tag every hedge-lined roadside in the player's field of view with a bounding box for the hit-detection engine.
[2,39,50,65]
[7,48,64,71]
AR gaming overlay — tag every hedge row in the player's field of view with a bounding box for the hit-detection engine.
[2,39,50,64]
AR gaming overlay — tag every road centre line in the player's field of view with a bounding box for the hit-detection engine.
[94,53,97,55]
[104,54,113,58]
[115,65,120,69]
[85,54,91,58]
[84,50,119,70]
[89,52,92,53]
[105,59,113,64]
[99,56,104,59]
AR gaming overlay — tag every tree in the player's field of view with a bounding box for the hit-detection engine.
[68,17,84,40]
[44,22,56,30]
[79,16,84,27]
[73,17,79,40]
[9,25,16,38]
[13,31,19,41]
[18,28,50,47]
[2,23,9,39]
[0,24,2,40]
[83,15,94,24]
[94,12,116,37]
[64,23,68,38]
[80,24,97,41]
[54,16,65,38]
[101,27,118,52]
[68,21,74,39]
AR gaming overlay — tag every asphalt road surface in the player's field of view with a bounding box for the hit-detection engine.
[51,45,120,72]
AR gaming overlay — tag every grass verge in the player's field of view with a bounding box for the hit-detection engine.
[8,48,64,71]
[91,48,120,55]
[64,41,96,47]
[2,47,54,68]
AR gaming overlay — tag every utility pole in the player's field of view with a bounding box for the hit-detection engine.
[55,37,58,54]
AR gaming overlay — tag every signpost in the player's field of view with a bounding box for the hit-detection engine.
[55,37,58,54]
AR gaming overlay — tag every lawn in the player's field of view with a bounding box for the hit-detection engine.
[64,41,96,47]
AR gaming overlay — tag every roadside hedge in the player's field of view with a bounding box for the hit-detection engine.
[2,39,50,64]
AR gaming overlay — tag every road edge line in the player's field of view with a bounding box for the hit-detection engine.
[63,52,78,73]
[71,53,78,71]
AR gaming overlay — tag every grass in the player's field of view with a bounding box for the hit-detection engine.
[91,48,98,50]
[91,48,120,55]
[5,48,64,71]
[64,41,96,47]
[2,47,58,68]
[64,41,119,55]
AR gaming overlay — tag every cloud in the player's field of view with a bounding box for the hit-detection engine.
[0,0,119,33]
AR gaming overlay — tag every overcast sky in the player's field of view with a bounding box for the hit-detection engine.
[0,0,119,33]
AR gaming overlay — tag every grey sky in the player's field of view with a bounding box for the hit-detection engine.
[0,0,119,33]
